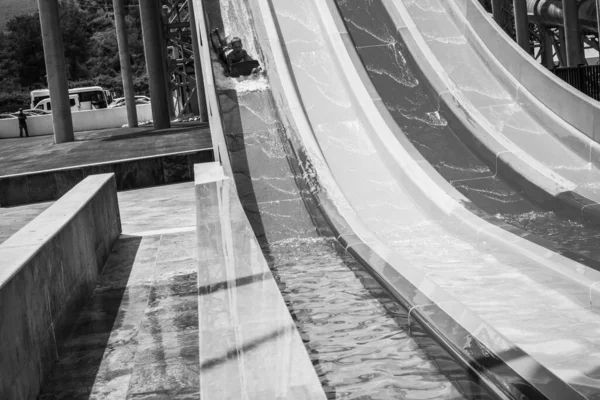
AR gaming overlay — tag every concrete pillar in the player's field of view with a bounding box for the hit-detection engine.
[139,0,170,129]
[491,0,503,23]
[513,0,531,54]
[189,1,208,122]
[562,0,583,66]
[37,0,74,143]
[113,0,138,128]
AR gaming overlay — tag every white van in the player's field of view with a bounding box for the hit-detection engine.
[34,94,81,112]
[31,86,108,111]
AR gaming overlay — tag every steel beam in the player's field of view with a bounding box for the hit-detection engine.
[562,0,584,65]
[158,2,176,119]
[597,0,600,55]
[113,0,138,127]
[528,0,597,32]
[514,0,532,53]
[543,28,556,68]
[139,0,171,129]
[491,0,503,23]
[37,0,74,143]
[189,0,208,122]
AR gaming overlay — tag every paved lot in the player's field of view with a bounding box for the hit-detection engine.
[0,201,52,244]
[0,122,212,176]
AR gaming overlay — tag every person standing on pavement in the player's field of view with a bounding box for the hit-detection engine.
[18,109,29,137]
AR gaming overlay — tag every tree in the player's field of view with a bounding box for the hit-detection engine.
[1,13,45,87]
[0,0,148,112]
[60,1,93,80]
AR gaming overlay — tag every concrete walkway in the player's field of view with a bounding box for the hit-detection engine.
[0,202,52,244]
[38,183,200,399]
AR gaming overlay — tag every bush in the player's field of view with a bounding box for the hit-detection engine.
[0,91,30,113]
[133,74,149,97]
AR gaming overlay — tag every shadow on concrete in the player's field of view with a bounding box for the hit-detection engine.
[37,235,143,399]
[200,324,296,370]
[198,271,271,296]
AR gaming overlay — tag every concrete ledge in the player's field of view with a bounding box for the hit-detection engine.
[0,149,214,207]
[193,162,326,400]
[0,104,153,138]
[0,173,121,399]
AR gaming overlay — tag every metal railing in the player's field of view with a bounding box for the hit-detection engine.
[553,64,600,101]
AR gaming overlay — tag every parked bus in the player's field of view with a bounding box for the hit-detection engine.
[30,86,109,111]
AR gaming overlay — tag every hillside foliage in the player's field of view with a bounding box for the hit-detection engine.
[0,0,148,113]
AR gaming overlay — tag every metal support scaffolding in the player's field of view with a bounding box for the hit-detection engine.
[189,0,208,122]
[37,0,74,143]
[161,0,202,117]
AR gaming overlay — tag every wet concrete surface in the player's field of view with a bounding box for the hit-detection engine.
[37,183,200,399]
[118,183,197,236]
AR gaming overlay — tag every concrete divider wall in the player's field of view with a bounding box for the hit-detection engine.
[0,104,153,138]
[0,174,121,399]
[194,163,327,399]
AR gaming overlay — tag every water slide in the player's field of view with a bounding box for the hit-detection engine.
[387,0,600,222]
[193,0,600,397]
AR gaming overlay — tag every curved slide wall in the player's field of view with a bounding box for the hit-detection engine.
[204,0,600,398]
[449,0,600,150]
[386,0,600,224]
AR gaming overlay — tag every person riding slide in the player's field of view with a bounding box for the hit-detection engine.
[210,28,261,77]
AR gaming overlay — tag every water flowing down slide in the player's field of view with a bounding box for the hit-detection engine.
[195,0,600,397]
